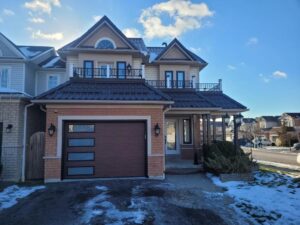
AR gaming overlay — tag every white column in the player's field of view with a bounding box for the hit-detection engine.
[141,64,145,79]
[69,63,74,77]
[106,65,110,78]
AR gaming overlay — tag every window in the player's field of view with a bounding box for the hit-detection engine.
[83,60,94,78]
[68,138,95,147]
[176,71,185,88]
[47,75,59,90]
[165,71,173,88]
[68,152,94,161]
[97,63,113,78]
[183,119,192,144]
[68,124,95,133]
[0,68,9,88]
[191,75,196,88]
[67,167,94,175]
[117,61,126,79]
[95,38,115,49]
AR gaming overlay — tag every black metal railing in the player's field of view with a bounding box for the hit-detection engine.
[146,79,222,92]
[73,67,143,79]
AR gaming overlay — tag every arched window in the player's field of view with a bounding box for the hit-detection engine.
[95,38,116,49]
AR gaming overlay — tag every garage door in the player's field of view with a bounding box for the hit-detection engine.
[62,121,147,179]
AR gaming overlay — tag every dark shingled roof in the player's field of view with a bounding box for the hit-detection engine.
[128,38,148,53]
[161,89,217,109]
[34,78,172,102]
[17,46,52,59]
[243,118,256,123]
[200,91,247,110]
[284,113,300,118]
[260,116,280,122]
[39,55,66,68]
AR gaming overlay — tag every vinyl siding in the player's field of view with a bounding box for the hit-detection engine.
[36,70,68,95]
[0,40,20,58]
[0,62,25,93]
[145,65,159,80]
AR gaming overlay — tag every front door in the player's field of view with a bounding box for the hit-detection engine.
[165,119,179,154]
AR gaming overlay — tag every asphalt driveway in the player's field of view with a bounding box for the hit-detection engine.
[0,174,250,225]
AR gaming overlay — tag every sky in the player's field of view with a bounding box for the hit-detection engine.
[0,0,299,118]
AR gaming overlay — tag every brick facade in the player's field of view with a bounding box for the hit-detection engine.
[44,104,165,182]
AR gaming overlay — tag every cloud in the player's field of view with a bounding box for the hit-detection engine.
[189,47,202,54]
[259,74,270,83]
[28,17,45,23]
[246,37,258,46]
[3,9,15,16]
[24,0,61,14]
[227,65,236,70]
[93,15,102,22]
[273,70,287,78]
[123,28,142,37]
[31,30,63,40]
[139,0,214,39]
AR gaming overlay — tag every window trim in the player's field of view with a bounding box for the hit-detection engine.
[46,74,60,90]
[165,71,173,88]
[95,37,116,49]
[0,66,11,88]
[83,60,94,78]
[176,71,185,88]
[183,118,192,144]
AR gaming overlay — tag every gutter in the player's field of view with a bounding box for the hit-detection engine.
[31,100,174,105]
[21,102,34,182]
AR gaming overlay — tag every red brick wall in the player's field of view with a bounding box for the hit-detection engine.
[44,105,165,181]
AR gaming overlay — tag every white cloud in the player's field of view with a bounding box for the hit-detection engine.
[3,9,15,16]
[28,17,45,23]
[32,30,63,40]
[139,0,214,39]
[93,15,102,22]
[246,37,258,46]
[273,70,287,78]
[24,0,61,14]
[227,65,236,70]
[189,47,202,54]
[123,28,142,37]
[259,74,270,83]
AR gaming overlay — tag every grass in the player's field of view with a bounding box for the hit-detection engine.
[258,164,300,181]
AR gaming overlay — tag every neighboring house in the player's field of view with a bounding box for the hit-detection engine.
[239,118,256,140]
[32,16,247,182]
[280,113,300,128]
[0,32,66,181]
[256,116,280,129]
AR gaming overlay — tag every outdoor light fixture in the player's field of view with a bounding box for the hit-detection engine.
[224,113,230,126]
[154,123,161,136]
[126,63,132,71]
[6,124,13,133]
[48,123,56,136]
[234,113,244,127]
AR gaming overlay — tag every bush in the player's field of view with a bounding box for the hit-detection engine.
[204,141,253,174]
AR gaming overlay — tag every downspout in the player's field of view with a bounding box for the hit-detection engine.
[21,102,34,182]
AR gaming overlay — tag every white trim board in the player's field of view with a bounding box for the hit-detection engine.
[56,115,152,159]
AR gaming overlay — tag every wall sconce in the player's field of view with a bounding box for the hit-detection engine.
[6,124,13,133]
[154,123,161,136]
[48,123,56,136]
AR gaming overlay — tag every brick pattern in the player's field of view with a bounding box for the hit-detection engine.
[44,105,165,181]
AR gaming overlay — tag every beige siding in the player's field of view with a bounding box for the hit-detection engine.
[36,70,67,95]
[66,55,79,77]
[0,63,25,92]
[78,53,133,68]
[145,65,159,80]
[161,45,190,60]
[190,66,200,83]
[132,58,142,69]
[80,24,130,48]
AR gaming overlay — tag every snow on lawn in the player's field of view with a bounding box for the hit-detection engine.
[208,172,300,225]
[0,185,45,210]
[82,185,147,225]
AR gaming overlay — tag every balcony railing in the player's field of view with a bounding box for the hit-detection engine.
[146,80,222,92]
[73,67,143,79]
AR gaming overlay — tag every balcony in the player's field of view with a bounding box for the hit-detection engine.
[73,67,143,79]
[146,80,222,92]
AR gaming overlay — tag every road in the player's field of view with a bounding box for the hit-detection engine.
[247,148,299,166]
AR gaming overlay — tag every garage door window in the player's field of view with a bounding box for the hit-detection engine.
[68,124,95,133]
[67,167,94,175]
[68,152,94,161]
[68,138,95,147]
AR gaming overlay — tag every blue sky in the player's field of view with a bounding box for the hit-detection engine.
[0,0,299,118]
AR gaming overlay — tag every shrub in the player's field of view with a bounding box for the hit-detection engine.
[204,141,253,174]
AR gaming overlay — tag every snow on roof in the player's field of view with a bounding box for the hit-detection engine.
[18,46,52,59]
[42,56,60,68]
[0,87,32,97]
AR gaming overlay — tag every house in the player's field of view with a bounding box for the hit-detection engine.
[2,16,247,182]
[256,116,280,129]
[280,113,300,128]
[0,33,66,181]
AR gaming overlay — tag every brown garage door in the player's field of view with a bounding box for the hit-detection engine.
[62,121,147,179]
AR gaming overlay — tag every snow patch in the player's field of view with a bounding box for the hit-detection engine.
[0,185,45,210]
[42,57,60,68]
[19,47,41,58]
[207,172,300,224]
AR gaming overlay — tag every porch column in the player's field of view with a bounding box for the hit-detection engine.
[222,116,226,141]
[202,114,207,145]
[212,116,216,141]
[193,114,200,164]
[207,114,212,144]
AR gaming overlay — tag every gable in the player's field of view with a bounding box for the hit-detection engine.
[79,23,131,49]
[0,36,23,58]
[160,44,191,60]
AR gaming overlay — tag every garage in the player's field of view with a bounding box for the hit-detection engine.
[62,121,147,179]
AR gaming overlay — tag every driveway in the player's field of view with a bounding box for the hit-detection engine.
[0,174,250,225]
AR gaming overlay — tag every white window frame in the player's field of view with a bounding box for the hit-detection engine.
[94,37,116,49]
[47,74,60,90]
[0,66,11,88]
